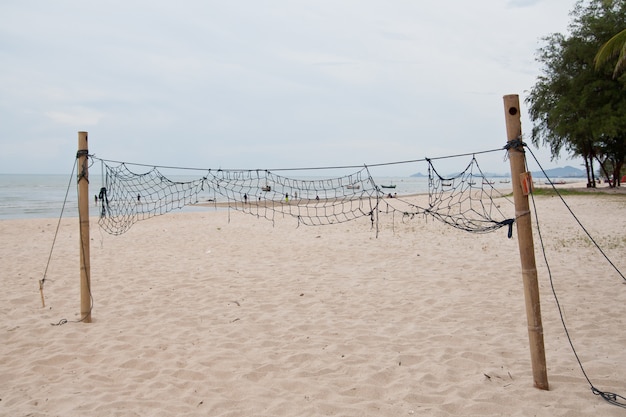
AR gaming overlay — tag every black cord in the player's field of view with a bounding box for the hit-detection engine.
[41,160,77,290]
[90,147,504,173]
[525,145,626,409]
[525,147,625,282]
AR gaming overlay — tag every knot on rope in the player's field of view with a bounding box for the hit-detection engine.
[504,138,526,152]
[591,386,626,408]
[498,218,515,238]
[98,187,108,218]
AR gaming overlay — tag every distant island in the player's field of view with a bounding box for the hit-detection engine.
[529,166,586,178]
[411,166,586,179]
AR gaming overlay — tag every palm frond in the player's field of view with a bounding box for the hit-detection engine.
[594,29,626,77]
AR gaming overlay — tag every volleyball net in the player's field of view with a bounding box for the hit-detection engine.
[92,149,514,236]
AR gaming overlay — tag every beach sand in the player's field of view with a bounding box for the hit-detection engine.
[1,189,625,416]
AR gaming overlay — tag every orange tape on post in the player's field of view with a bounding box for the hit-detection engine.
[520,171,534,196]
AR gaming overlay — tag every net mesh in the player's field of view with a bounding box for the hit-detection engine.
[95,154,514,236]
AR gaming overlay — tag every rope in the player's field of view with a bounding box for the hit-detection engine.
[525,144,626,409]
[93,147,504,173]
[40,160,77,306]
[525,146,625,282]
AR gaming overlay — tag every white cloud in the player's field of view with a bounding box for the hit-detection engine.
[507,0,542,7]
[45,107,105,127]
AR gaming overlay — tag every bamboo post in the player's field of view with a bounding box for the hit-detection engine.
[77,131,92,323]
[503,94,548,390]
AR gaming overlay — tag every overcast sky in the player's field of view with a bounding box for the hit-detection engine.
[0,0,583,176]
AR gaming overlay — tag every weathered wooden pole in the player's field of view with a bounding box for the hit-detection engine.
[503,94,548,390]
[77,131,92,323]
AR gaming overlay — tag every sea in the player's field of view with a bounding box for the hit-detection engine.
[0,173,516,221]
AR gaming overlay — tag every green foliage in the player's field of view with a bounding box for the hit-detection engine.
[529,187,612,196]
[526,0,626,186]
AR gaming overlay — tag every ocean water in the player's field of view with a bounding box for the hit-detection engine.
[0,173,515,221]
[0,174,93,220]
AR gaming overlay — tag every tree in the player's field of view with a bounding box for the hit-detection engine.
[526,0,626,187]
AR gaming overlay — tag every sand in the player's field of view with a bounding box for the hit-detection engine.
[1,189,625,416]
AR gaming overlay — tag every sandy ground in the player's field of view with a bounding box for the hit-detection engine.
[1,189,625,416]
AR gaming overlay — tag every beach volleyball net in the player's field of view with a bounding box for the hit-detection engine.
[43,141,626,409]
[92,150,514,236]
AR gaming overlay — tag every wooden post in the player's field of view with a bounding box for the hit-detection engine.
[503,95,548,390]
[77,131,92,323]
